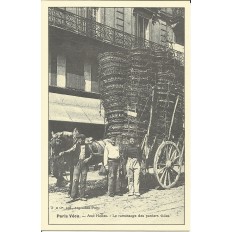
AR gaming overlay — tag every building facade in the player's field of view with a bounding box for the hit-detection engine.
[48,7,184,139]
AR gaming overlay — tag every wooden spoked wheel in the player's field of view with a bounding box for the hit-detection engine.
[154,141,182,189]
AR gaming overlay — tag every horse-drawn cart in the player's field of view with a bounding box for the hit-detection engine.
[98,47,185,189]
[50,47,185,190]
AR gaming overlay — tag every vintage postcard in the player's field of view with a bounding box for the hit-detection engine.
[42,0,190,231]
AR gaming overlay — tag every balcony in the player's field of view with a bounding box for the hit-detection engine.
[48,7,184,66]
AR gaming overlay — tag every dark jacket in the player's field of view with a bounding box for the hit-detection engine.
[63,143,93,166]
[123,144,142,163]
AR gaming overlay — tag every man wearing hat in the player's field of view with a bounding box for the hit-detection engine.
[59,133,93,202]
[123,137,143,197]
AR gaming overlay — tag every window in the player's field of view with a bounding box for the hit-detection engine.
[77,8,86,17]
[134,13,149,39]
[91,62,99,93]
[173,22,184,46]
[86,7,97,20]
[66,55,84,90]
[49,53,57,86]
[86,8,98,36]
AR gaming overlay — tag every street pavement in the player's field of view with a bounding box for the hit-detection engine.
[48,170,185,224]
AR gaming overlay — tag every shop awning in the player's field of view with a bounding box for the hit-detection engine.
[49,93,105,125]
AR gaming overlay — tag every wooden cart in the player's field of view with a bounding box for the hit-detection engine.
[98,50,185,189]
[141,88,185,189]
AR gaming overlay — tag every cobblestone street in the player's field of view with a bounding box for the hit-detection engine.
[48,169,185,224]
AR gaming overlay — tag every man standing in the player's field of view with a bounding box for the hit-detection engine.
[117,136,127,194]
[104,137,121,197]
[59,134,93,202]
[68,128,80,196]
[123,137,143,197]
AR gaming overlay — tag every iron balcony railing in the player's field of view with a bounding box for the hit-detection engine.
[48,7,184,66]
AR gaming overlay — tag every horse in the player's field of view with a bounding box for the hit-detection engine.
[49,129,110,186]
[49,130,74,185]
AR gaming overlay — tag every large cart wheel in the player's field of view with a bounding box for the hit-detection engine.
[154,141,182,189]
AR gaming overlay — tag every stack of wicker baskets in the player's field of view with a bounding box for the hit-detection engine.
[122,48,153,143]
[98,48,184,145]
[151,48,184,146]
[98,52,129,139]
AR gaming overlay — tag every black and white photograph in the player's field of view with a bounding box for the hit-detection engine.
[43,2,189,229]
[3,1,232,232]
